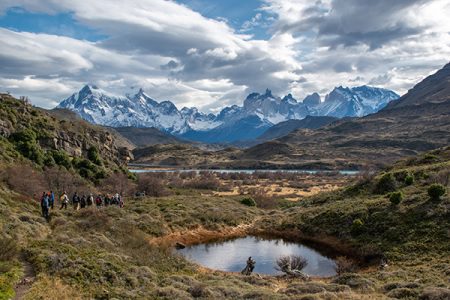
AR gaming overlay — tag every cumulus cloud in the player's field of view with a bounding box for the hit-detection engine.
[0,0,449,111]
[262,0,450,99]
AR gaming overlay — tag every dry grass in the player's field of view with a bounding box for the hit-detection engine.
[23,275,83,300]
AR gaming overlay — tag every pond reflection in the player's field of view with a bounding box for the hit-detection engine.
[177,236,337,276]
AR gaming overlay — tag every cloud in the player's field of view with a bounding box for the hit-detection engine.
[0,0,449,112]
[261,0,450,98]
[0,0,306,111]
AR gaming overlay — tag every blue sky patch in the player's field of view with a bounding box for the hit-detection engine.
[0,7,106,41]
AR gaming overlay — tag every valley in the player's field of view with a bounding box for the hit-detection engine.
[1,2,449,299]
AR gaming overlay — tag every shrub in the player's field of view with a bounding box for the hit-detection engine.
[389,191,403,205]
[387,288,419,299]
[43,152,56,167]
[334,256,357,275]
[374,173,397,194]
[275,255,308,275]
[137,174,170,197]
[427,184,446,201]
[419,287,450,300]
[240,197,256,207]
[404,174,414,185]
[0,237,19,261]
[351,218,365,236]
[50,150,71,169]
[87,146,102,165]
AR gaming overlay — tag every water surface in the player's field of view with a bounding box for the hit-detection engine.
[130,168,358,175]
[177,236,337,276]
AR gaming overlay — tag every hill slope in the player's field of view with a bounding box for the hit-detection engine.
[0,94,133,180]
[256,116,339,142]
[112,126,186,147]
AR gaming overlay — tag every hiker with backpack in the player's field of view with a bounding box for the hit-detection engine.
[95,195,102,207]
[87,194,94,206]
[72,192,80,210]
[49,191,55,209]
[40,192,49,219]
[80,195,87,209]
[60,191,69,210]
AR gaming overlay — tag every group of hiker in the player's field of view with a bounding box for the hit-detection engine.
[40,191,124,218]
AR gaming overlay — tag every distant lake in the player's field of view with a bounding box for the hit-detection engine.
[177,236,337,276]
[129,167,359,175]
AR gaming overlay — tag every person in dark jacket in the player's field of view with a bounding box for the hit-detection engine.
[95,195,102,207]
[49,191,55,209]
[87,194,94,206]
[80,195,87,209]
[41,192,49,219]
[72,192,80,210]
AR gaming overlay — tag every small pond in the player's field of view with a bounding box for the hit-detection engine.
[177,236,337,277]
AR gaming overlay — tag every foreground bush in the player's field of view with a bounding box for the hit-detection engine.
[240,197,256,207]
[334,256,357,275]
[374,173,397,194]
[404,174,414,185]
[0,237,18,261]
[427,184,446,201]
[275,255,308,278]
[389,191,403,205]
[351,219,365,236]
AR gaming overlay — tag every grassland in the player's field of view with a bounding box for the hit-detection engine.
[0,147,449,299]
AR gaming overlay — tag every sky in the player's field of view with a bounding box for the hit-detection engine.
[0,0,449,113]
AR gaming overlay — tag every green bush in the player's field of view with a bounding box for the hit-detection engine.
[10,129,44,165]
[50,150,72,169]
[389,191,403,205]
[87,146,102,166]
[240,197,256,207]
[43,152,56,167]
[351,218,365,236]
[427,184,446,200]
[404,174,414,185]
[375,173,397,194]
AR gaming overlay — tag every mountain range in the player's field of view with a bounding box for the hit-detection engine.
[131,62,450,169]
[58,84,399,143]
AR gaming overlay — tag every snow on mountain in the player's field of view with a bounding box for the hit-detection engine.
[313,86,399,118]
[180,107,221,131]
[57,84,399,142]
[59,85,191,134]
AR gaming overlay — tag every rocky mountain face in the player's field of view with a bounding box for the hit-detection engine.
[58,84,399,143]
[384,62,450,110]
[0,94,133,168]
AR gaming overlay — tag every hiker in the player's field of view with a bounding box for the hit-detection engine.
[49,191,55,209]
[60,191,69,210]
[241,257,256,275]
[80,195,87,209]
[87,194,94,206]
[72,192,80,210]
[119,194,124,208]
[95,195,102,207]
[40,192,49,219]
[104,195,110,206]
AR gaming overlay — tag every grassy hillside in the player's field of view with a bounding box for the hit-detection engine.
[0,94,133,182]
[1,147,449,299]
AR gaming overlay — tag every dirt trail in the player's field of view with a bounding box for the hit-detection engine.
[13,259,35,300]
